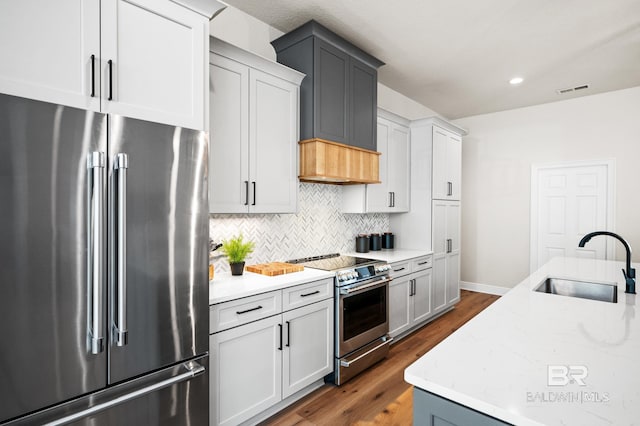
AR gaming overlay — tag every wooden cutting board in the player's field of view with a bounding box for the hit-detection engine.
[245,262,304,276]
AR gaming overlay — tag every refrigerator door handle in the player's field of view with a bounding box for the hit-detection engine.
[87,152,105,355]
[113,153,129,346]
[45,361,206,426]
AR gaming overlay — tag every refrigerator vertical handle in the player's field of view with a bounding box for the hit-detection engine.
[114,153,129,346]
[87,152,105,354]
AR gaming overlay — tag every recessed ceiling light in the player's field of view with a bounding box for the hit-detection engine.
[509,77,524,85]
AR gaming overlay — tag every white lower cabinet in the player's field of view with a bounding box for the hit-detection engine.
[388,256,433,339]
[211,315,282,426]
[389,276,411,338]
[282,299,333,398]
[210,283,333,426]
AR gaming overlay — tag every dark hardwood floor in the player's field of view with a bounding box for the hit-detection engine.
[260,290,500,425]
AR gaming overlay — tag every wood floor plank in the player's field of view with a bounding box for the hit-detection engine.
[259,290,499,426]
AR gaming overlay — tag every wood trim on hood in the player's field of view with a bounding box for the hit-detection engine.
[298,138,381,185]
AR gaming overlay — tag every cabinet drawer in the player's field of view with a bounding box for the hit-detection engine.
[389,261,411,278]
[210,290,282,333]
[282,278,334,311]
[411,256,433,272]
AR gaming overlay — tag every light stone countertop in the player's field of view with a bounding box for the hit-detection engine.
[210,250,431,305]
[209,267,335,305]
[404,256,640,426]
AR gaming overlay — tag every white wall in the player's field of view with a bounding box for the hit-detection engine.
[209,4,438,120]
[209,4,283,60]
[454,86,640,288]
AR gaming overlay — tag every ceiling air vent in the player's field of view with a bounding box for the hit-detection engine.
[556,84,590,95]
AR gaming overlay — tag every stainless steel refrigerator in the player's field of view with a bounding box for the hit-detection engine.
[0,93,209,425]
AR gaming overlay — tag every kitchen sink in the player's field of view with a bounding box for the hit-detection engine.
[534,278,618,303]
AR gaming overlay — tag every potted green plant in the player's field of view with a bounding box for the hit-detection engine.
[220,234,255,276]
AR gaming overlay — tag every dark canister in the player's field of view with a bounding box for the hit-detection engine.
[356,234,369,253]
[369,233,382,251]
[382,232,394,249]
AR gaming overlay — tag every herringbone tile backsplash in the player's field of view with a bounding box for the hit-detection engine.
[210,183,390,272]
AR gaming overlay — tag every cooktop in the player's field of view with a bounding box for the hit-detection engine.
[287,253,379,271]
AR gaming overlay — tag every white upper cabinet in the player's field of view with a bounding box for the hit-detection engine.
[0,0,207,130]
[100,0,206,129]
[209,38,304,214]
[389,117,466,251]
[0,0,101,112]
[432,125,462,200]
[342,109,410,213]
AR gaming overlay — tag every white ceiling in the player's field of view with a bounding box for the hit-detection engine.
[223,0,640,119]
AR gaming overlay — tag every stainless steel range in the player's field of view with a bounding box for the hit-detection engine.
[289,253,392,385]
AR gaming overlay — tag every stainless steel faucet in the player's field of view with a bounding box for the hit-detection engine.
[578,231,636,294]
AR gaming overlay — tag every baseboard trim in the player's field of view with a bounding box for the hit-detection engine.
[460,281,509,296]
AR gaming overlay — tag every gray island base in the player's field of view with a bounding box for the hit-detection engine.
[414,388,511,426]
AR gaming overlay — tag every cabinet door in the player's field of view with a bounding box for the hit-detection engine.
[349,57,377,151]
[282,299,333,398]
[365,118,391,212]
[209,54,250,213]
[210,315,282,426]
[432,200,448,312]
[0,0,100,111]
[101,0,206,129]
[411,269,433,324]
[448,133,462,200]
[250,68,299,213]
[313,39,349,144]
[432,126,450,200]
[389,275,411,338]
[388,123,411,211]
[446,202,461,304]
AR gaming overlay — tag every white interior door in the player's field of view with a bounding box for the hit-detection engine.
[531,160,615,271]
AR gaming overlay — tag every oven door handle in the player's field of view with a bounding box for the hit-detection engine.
[340,337,394,367]
[339,276,392,295]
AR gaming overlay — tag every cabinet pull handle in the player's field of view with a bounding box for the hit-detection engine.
[392,192,395,207]
[447,181,453,196]
[393,267,405,272]
[446,239,452,253]
[90,54,96,97]
[108,59,113,101]
[300,290,320,297]
[278,323,283,351]
[252,181,256,206]
[418,261,429,265]
[286,321,290,347]
[389,192,393,208]
[236,305,262,315]
[244,181,249,205]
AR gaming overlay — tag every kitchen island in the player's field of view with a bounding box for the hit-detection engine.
[405,257,640,425]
